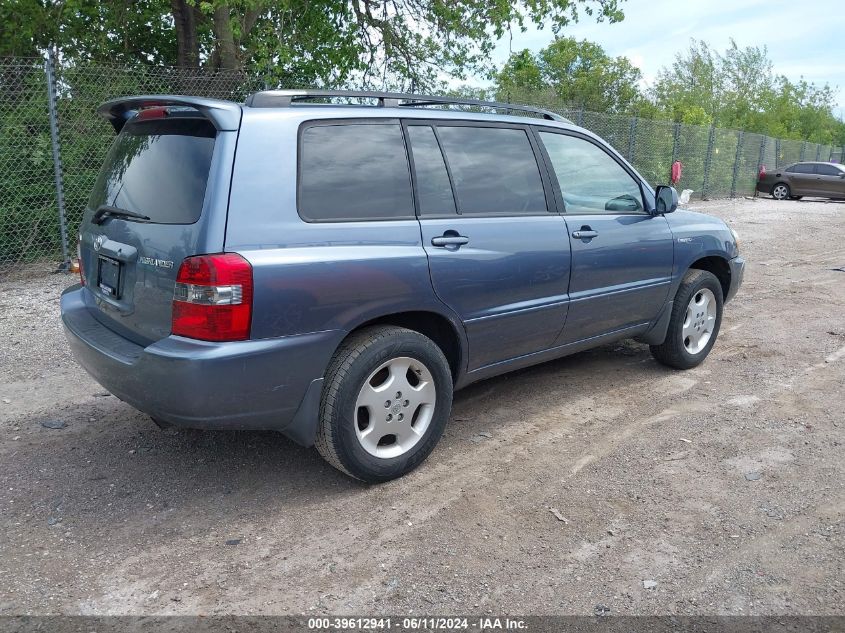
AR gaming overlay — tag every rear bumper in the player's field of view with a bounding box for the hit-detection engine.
[726,256,745,302]
[60,285,339,445]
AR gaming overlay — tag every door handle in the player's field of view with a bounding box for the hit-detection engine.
[572,229,598,239]
[431,234,469,247]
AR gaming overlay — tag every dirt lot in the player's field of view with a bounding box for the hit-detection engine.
[1,197,843,617]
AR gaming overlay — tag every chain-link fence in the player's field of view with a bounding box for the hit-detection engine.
[1,55,843,272]
[0,58,60,269]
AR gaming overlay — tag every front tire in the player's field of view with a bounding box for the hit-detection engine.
[771,183,790,200]
[650,269,723,370]
[315,326,453,483]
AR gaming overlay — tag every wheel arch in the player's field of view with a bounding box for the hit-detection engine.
[337,310,466,384]
[771,181,790,198]
[689,255,731,299]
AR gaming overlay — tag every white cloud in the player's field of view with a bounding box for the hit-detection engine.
[625,51,644,70]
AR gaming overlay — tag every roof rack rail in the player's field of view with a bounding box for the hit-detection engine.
[244,89,571,123]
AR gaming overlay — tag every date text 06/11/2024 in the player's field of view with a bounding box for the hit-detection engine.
[307,617,528,630]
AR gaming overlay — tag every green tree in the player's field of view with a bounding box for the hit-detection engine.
[652,38,845,145]
[2,0,627,89]
[757,78,845,145]
[495,37,644,113]
[538,37,642,112]
[496,49,548,98]
[652,39,721,123]
[0,1,180,62]
[719,40,775,130]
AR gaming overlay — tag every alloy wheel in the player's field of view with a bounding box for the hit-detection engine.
[683,288,717,355]
[353,356,436,458]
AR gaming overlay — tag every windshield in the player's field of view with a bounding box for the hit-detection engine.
[88,116,216,224]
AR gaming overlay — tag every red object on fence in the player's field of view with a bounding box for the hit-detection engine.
[758,165,767,180]
[671,160,683,185]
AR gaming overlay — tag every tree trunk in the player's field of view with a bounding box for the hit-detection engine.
[212,4,239,71]
[171,0,199,67]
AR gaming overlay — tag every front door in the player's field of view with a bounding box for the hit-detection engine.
[537,129,674,345]
[406,122,571,371]
[814,162,845,198]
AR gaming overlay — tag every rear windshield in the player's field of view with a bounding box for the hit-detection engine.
[88,117,216,224]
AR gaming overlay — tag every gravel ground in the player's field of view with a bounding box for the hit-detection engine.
[0,197,843,616]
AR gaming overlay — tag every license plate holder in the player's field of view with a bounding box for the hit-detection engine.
[97,255,122,299]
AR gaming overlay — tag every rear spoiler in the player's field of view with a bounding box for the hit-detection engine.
[97,95,242,133]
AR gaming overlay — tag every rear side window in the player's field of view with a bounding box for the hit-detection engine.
[407,125,456,216]
[299,122,414,221]
[816,163,843,176]
[435,126,547,215]
[540,132,644,214]
[89,117,215,224]
[788,163,815,174]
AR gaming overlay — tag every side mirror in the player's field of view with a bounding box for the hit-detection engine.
[654,185,679,215]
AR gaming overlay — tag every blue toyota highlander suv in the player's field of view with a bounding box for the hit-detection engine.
[61,90,745,482]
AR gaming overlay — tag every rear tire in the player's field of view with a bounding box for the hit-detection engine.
[315,325,453,483]
[771,183,790,200]
[650,269,723,370]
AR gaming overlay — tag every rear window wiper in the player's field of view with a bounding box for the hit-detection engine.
[92,205,151,225]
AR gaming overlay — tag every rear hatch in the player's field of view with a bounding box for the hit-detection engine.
[78,97,241,345]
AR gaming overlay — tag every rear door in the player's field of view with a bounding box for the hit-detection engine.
[537,129,674,345]
[785,163,817,195]
[79,109,237,345]
[408,121,571,371]
[813,163,845,198]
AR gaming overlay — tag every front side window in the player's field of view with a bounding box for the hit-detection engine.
[435,126,547,215]
[299,122,414,221]
[816,163,844,176]
[540,132,644,214]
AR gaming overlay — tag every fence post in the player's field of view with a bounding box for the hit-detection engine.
[626,117,637,163]
[702,125,716,199]
[730,130,744,199]
[775,138,782,168]
[754,136,768,198]
[757,136,767,171]
[44,48,70,271]
[671,122,681,164]
[577,107,585,127]
[799,140,806,162]
[815,144,822,161]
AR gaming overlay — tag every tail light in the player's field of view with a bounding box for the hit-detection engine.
[172,253,253,341]
[137,106,169,121]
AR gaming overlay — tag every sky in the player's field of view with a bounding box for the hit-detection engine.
[486,0,845,114]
